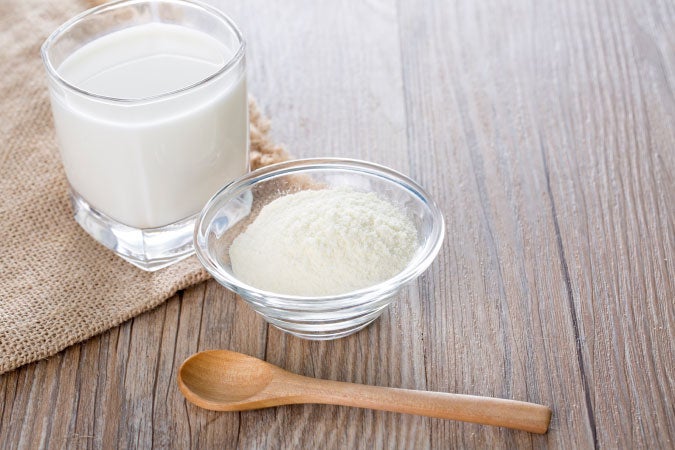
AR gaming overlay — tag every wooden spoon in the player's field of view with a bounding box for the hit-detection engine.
[178,350,552,434]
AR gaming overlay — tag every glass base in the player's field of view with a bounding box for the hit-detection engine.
[70,189,196,271]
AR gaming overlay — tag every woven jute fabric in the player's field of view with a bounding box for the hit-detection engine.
[0,0,289,375]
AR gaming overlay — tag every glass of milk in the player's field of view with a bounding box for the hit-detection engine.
[41,0,249,271]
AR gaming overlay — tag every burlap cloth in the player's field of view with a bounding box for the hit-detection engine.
[0,0,289,375]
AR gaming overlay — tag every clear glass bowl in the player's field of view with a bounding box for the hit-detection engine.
[194,158,445,340]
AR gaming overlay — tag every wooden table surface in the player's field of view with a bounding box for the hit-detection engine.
[2,0,674,448]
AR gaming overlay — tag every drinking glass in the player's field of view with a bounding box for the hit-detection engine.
[41,0,249,271]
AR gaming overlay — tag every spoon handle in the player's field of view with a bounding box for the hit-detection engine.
[292,376,551,434]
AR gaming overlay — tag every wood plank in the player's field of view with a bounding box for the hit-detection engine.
[223,0,431,448]
[396,0,596,447]
[533,0,675,447]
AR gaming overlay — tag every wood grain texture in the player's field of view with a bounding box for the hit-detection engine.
[1,0,673,448]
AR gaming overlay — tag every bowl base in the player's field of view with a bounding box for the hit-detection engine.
[273,319,377,340]
[257,303,390,340]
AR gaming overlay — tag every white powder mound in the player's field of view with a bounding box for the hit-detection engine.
[229,188,418,296]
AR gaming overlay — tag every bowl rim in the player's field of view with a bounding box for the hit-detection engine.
[194,157,445,309]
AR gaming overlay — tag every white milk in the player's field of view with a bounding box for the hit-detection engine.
[51,23,248,229]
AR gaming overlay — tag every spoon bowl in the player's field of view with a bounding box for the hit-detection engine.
[179,350,275,405]
[178,350,552,434]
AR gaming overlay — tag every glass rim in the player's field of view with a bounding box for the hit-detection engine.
[40,0,245,104]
